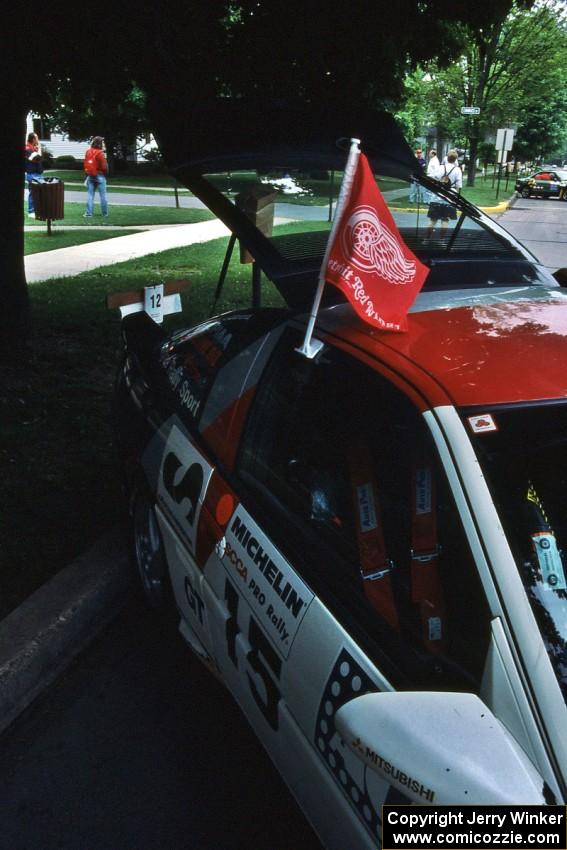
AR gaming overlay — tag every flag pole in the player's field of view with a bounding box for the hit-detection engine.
[296,137,361,359]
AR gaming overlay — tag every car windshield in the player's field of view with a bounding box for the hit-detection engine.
[204,169,556,292]
[466,403,567,705]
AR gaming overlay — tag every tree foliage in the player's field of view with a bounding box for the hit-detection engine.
[396,0,567,181]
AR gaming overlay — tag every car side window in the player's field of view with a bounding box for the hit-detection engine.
[238,331,491,686]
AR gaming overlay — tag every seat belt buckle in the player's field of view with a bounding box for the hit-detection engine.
[361,559,394,581]
[411,546,440,564]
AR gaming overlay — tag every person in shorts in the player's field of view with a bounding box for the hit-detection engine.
[426,150,462,239]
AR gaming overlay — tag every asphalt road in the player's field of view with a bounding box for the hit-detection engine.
[64,188,208,209]
[497,195,567,272]
[0,595,322,850]
[62,188,334,221]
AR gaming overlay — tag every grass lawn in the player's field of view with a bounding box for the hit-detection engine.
[45,168,398,207]
[45,168,517,209]
[45,169,185,190]
[24,229,144,255]
[1,225,302,618]
[461,176,517,207]
[25,202,214,227]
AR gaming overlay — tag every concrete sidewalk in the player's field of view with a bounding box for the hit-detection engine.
[0,527,132,736]
[25,219,231,283]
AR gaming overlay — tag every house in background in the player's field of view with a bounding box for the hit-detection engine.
[27,115,90,160]
[26,114,159,164]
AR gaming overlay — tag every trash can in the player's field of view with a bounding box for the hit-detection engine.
[31,178,64,230]
[235,185,277,263]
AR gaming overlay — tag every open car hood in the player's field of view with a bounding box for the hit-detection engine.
[159,99,419,176]
[155,100,420,309]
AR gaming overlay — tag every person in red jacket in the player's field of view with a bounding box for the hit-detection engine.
[24,132,44,218]
[83,136,108,220]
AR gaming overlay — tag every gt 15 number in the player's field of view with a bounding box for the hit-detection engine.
[225,579,282,731]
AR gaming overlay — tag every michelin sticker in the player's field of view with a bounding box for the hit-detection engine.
[222,506,314,659]
[157,423,214,554]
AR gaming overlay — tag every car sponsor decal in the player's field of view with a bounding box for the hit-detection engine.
[414,467,432,515]
[467,413,498,434]
[156,423,214,554]
[164,324,234,424]
[357,482,378,532]
[314,648,409,843]
[221,507,314,659]
[351,737,435,802]
[531,532,567,590]
[165,363,203,420]
[188,323,233,370]
[224,577,283,731]
[215,493,235,526]
[184,574,205,623]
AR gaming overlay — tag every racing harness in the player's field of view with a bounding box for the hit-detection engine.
[349,441,446,654]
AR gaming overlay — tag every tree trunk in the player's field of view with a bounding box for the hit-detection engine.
[467,134,480,186]
[0,96,30,349]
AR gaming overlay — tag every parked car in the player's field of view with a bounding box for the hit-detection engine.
[515,169,567,199]
[113,105,567,850]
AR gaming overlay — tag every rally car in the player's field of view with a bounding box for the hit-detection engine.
[515,169,567,200]
[114,105,567,848]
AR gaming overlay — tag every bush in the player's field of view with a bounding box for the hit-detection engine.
[112,158,130,173]
[111,158,167,176]
[54,155,82,170]
[41,146,54,169]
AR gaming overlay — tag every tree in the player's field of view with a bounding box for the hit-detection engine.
[48,82,151,171]
[464,0,567,183]
[515,99,567,163]
[0,0,139,347]
[397,0,567,184]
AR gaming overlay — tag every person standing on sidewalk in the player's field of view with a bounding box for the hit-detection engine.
[24,132,44,219]
[83,136,108,221]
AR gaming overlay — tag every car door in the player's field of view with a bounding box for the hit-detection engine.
[149,310,288,666]
[198,326,512,848]
[533,171,557,197]
[548,172,563,197]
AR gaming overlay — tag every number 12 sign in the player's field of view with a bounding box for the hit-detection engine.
[144,284,164,323]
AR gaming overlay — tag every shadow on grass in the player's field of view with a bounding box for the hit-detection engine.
[1,227,306,617]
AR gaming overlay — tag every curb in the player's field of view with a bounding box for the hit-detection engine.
[0,525,133,736]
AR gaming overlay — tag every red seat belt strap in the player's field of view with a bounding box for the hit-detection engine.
[348,444,399,631]
[411,465,446,653]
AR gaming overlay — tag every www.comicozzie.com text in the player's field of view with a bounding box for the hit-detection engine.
[383,807,566,849]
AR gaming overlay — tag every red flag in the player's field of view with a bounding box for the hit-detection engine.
[325,153,429,332]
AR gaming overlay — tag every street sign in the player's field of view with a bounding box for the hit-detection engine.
[461,107,480,115]
[495,128,515,151]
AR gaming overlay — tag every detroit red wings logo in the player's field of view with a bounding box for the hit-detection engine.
[341,206,417,284]
[324,153,429,331]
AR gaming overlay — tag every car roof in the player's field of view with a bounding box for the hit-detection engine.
[312,286,567,409]
[533,168,567,177]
